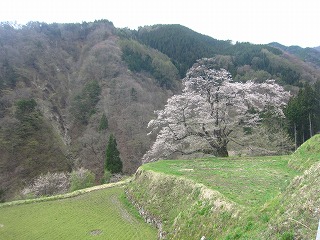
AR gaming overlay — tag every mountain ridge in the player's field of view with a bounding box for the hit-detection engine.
[269,42,320,69]
[134,24,320,85]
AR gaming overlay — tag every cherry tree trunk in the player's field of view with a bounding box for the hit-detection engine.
[215,145,229,157]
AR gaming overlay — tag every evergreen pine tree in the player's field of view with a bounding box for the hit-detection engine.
[105,134,122,173]
[99,113,108,131]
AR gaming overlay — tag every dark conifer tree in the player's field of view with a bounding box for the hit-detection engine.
[99,113,108,131]
[105,134,122,173]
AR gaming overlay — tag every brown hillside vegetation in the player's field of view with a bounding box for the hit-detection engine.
[0,20,179,200]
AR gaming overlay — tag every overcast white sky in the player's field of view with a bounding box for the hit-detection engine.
[0,0,319,48]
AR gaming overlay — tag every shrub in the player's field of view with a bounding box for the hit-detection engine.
[69,168,95,191]
[281,231,294,240]
[101,170,112,184]
[21,172,70,198]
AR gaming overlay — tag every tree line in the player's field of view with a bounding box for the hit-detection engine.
[285,81,320,148]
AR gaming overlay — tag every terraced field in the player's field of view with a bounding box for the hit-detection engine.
[141,155,300,207]
[0,185,157,240]
[127,135,320,239]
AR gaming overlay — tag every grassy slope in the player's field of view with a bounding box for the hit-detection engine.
[128,135,320,239]
[289,134,320,171]
[0,183,157,240]
[141,156,298,207]
[261,134,320,239]
[261,161,320,239]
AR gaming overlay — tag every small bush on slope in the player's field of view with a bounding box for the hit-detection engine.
[70,168,95,192]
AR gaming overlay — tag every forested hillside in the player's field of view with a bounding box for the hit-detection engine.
[0,21,319,201]
[135,24,231,77]
[0,20,179,200]
[135,25,320,86]
[269,42,320,69]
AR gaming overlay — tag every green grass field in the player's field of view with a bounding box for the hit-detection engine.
[1,135,318,240]
[141,155,300,208]
[0,186,157,240]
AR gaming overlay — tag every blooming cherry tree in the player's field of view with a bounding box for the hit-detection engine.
[143,58,291,162]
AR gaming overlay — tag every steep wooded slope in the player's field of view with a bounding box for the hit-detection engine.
[0,21,179,200]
